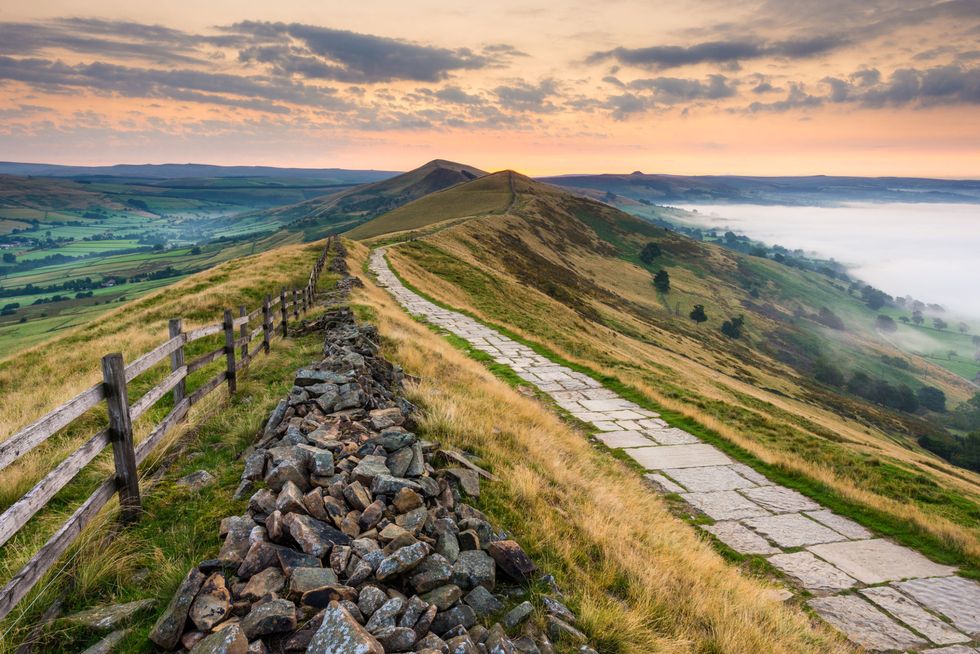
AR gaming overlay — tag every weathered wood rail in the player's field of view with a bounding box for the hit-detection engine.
[0,238,336,622]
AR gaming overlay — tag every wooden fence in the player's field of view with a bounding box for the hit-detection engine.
[0,237,336,622]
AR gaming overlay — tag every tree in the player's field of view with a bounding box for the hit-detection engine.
[934,318,948,331]
[1,252,14,264]
[816,307,845,330]
[689,304,708,325]
[721,315,745,339]
[813,358,845,387]
[899,316,910,323]
[875,315,897,333]
[912,310,924,326]
[917,386,946,412]
[639,242,662,264]
[653,269,670,293]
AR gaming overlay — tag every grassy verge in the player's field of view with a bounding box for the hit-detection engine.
[345,240,851,654]
[379,247,980,579]
[0,319,328,654]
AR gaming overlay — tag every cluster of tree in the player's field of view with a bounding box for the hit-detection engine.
[0,245,157,273]
[127,266,183,283]
[0,277,100,298]
[859,285,892,310]
[918,432,980,473]
[947,393,980,432]
[813,307,845,330]
[721,315,745,339]
[639,242,662,264]
[1,302,19,316]
[653,269,670,293]
[813,361,946,413]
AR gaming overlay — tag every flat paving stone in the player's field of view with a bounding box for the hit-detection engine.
[680,490,770,520]
[860,586,968,645]
[644,473,685,494]
[593,430,656,449]
[627,444,731,470]
[703,521,779,555]
[743,513,847,548]
[740,485,821,513]
[923,646,980,654]
[579,399,635,412]
[767,552,857,591]
[592,421,621,432]
[646,427,701,445]
[895,576,980,635]
[804,510,872,540]
[807,595,926,651]
[665,465,757,492]
[808,539,957,584]
[728,463,771,485]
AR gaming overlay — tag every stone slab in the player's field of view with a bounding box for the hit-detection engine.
[644,473,685,494]
[728,463,771,486]
[603,410,647,421]
[743,513,847,548]
[895,576,980,635]
[626,444,731,470]
[740,485,821,513]
[807,595,926,651]
[923,647,980,654]
[680,491,770,521]
[578,399,635,412]
[593,430,656,449]
[808,539,957,584]
[860,586,968,645]
[804,510,872,540]
[703,521,780,555]
[665,465,757,492]
[767,552,857,591]
[646,427,701,446]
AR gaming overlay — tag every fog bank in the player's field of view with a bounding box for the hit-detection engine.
[674,203,980,319]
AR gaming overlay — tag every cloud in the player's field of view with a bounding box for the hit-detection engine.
[747,83,824,112]
[605,93,654,120]
[589,36,846,70]
[627,74,737,102]
[227,21,491,83]
[493,79,561,113]
[0,56,348,113]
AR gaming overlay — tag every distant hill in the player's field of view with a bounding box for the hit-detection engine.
[0,161,398,184]
[266,159,487,239]
[540,172,980,205]
[347,169,513,239]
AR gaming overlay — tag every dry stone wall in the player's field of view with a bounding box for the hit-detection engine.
[149,260,593,654]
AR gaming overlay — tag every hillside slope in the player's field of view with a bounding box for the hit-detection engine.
[364,170,980,566]
[262,159,486,238]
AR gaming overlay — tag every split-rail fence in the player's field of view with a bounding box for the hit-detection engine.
[0,237,337,622]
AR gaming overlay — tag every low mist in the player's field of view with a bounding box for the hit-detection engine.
[675,202,980,319]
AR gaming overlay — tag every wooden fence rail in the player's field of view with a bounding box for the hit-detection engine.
[0,237,336,622]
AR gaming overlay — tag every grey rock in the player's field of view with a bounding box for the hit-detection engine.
[545,616,586,644]
[313,450,336,477]
[387,447,415,477]
[308,602,386,654]
[487,541,537,583]
[365,597,405,632]
[446,469,480,498]
[149,567,205,649]
[276,481,307,514]
[188,623,247,654]
[344,481,373,511]
[288,567,339,600]
[416,633,449,653]
[358,586,389,617]
[423,584,464,611]
[375,625,417,651]
[410,554,453,593]
[283,513,351,558]
[376,542,430,581]
[79,629,130,654]
[189,573,231,631]
[352,455,390,485]
[431,605,477,636]
[242,452,267,481]
[502,602,533,630]
[541,598,574,623]
[241,567,285,601]
[177,470,216,491]
[241,598,296,639]
[445,634,479,654]
[66,599,155,631]
[451,550,496,591]
[371,474,423,496]
[464,586,503,617]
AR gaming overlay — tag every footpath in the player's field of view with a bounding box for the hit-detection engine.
[370,246,980,654]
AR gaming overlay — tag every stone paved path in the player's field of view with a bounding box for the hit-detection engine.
[369,248,980,653]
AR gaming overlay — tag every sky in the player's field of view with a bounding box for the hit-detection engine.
[0,1,979,176]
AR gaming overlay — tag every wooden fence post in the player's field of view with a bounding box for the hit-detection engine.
[262,294,271,353]
[223,309,237,394]
[168,318,185,405]
[239,305,248,368]
[292,289,299,320]
[280,289,288,337]
[100,353,141,523]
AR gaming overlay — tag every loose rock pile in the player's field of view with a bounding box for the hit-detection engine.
[149,273,592,653]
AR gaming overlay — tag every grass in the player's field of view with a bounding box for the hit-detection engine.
[0,327,327,653]
[341,240,853,654]
[382,239,980,574]
[0,239,332,627]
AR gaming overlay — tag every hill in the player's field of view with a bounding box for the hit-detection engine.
[0,161,396,183]
[261,159,486,239]
[540,172,980,205]
[361,170,980,570]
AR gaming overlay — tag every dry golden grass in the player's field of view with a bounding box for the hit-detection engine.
[384,229,980,565]
[347,240,852,654]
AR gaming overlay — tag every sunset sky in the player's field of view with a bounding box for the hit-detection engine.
[1,1,978,176]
